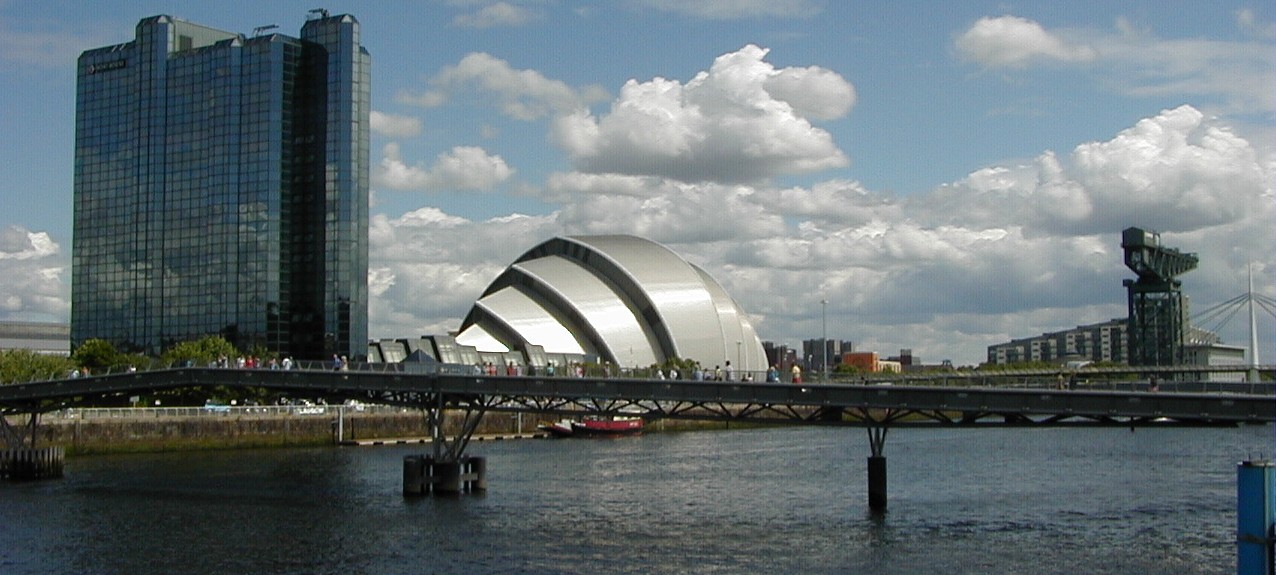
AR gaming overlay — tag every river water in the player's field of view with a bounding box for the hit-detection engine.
[1,424,1271,574]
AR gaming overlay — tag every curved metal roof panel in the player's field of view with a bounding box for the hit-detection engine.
[555,236,723,362]
[459,235,765,372]
[462,285,586,355]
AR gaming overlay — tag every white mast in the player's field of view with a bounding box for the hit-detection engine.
[1247,263,1260,383]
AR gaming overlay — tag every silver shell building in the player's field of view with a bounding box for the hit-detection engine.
[454,235,767,372]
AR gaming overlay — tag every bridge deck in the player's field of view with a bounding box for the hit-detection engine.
[1,368,1271,426]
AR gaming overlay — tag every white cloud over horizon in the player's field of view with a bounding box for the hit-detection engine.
[0,226,67,321]
[362,103,1273,364]
[398,51,610,120]
[555,44,854,184]
[6,101,1272,364]
[369,111,423,138]
[374,143,514,192]
[2,13,1272,366]
[956,14,1276,113]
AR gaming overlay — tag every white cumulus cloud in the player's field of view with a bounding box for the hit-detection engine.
[553,44,853,183]
[956,15,1097,68]
[367,208,559,339]
[956,14,1276,113]
[0,226,69,321]
[374,143,514,192]
[357,104,1272,364]
[369,111,423,138]
[399,52,610,120]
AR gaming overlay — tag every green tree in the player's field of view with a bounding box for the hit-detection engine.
[161,335,237,367]
[975,360,1057,372]
[71,338,121,372]
[0,349,75,384]
[116,352,154,371]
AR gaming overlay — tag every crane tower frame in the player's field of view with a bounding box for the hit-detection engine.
[1121,227,1198,366]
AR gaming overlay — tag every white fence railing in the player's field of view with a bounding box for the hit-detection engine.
[46,404,414,421]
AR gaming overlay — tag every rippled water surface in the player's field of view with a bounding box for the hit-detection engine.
[2,425,1271,574]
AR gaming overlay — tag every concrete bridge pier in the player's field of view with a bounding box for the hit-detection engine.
[402,455,487,496]
[402,395,489,497]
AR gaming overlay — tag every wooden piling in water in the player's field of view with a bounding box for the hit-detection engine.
[0,447,65,481]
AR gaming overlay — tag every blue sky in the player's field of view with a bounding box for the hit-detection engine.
[1,0,1273,365]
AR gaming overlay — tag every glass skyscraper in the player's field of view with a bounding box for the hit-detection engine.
[72,12,369,360]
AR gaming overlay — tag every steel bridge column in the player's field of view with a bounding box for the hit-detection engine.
[404,394,489,497]
[1,411,40,450]
[867,424,888,513]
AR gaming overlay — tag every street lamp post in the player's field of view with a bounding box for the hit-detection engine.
[736,340,742,380]
[821,299,828,382]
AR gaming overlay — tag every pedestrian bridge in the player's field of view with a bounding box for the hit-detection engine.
[1,366,1271,425]
[2,366,1272,510]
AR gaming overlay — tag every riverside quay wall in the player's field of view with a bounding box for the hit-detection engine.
[18,406,560,455]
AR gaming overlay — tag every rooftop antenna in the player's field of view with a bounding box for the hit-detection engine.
[307,8,330,20]
[252,24,279,37]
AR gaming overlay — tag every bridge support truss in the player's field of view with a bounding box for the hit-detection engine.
[402,393,490,496]
[1,411,64,480]
[1,411,40,450]
[850,408,907,513]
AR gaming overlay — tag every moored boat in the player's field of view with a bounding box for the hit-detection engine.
[571,416,643,437]
[539,416,644,437]
[538,419,576,438]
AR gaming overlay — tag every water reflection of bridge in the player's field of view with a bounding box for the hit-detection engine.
[3,366,1273,510]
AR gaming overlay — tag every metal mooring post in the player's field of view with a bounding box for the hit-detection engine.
[1237,460,1274,575]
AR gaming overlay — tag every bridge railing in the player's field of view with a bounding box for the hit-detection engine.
[7,359,1273,396]
[43,403,413,421]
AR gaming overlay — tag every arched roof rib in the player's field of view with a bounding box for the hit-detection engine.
[458,235,767,371]
[463,267,602,359]
[512,256,659,366]
[517,236,680,359]
[463,255,662,366]
[531,236,724,362]
[694,265,765,370]
[467,287,586,356]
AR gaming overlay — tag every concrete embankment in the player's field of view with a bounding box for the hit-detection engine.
[27,408,537,455]
[17,407,742,456]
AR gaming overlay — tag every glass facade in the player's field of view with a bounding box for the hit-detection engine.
[71,14,369,360]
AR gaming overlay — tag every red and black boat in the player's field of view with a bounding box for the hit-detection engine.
[539,416,644,438]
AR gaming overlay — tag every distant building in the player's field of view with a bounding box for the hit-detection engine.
[842,351,879,372]
[986,319,1129,365]
[887,348,918,370]
[762,341,798,370]
[803,339,853,371]
[1183,343,1247,382]
[71,13,370,359]
[0,322,71,356]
